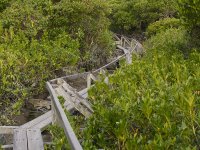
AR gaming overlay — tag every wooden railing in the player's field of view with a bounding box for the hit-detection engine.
[46,82,83,150]
[0,34,144,150]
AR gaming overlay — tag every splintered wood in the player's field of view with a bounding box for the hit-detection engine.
[51,78,93,118]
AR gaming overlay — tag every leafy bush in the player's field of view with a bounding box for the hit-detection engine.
[178,0,200,29]
[0,0,49,39]
[109,0,178,33]
[0,0,114,124]
[146,18,181,37]
[0,0,10,12]
[0,30,79,124]
[83,48,200,149]
[178,0,200,48]
[47,0,114,69]
[0,0,114,69]
[45,97,85,150]
[145,28,189,57]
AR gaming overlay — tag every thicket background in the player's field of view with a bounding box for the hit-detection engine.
[0,0,199,149]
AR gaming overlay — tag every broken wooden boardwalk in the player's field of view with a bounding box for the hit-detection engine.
[0,34,144,150]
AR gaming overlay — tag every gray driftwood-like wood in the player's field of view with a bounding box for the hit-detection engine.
[0,126,18,134]
[27,129,44,150]
[99,69,109,84]
[46,82,83,150]
[61,79,93,116]
[13,128,28,150]
[87,73,97,88]
[1,144,13,149]
[52,78,93,118]
[21,111,52,130]
[78,88,88,98]
[33,115,53,130]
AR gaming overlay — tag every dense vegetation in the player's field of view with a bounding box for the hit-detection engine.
[0,0,113,124]
[84,40,200,149]
[0,0,200,149]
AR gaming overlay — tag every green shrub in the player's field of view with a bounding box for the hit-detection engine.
[178,0,200,48]
[145,28,189,57]
[0,0,114,124]
[146,18,181,37]
[0,30,79,124]
[83,48,200,149]
[47,0,114,69]
[109,0,178,33]
[0,0,10,12]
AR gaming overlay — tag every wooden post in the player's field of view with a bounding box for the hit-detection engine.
[100,69,109,84]
[87,73,97,88]
[126,51,132,64]
[87,74,91,88]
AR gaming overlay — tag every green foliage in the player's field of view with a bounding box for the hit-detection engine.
[45,97,85,150]
[145,28,189,56]
[178,0,200,48]
[109,0,178,33]
[45,125,70,150]
[0,0,10,12]
[84,47,200,149]
[0,29,79,123]
[0,0,114,69]
[0,0,113,124]
[48,0,114,69]
[178,0,200,29]
[0,0,50,38]
[146,18,181,37]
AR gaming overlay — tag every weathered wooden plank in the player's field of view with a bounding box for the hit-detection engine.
[78,88,88,96]
[21,111,52,130]
[33,116,53,130]
[55,84,92,118]
[87,73,97,88]
[46,82,83,150]
[113,34,121,41]
[115,41,121,45]
[87,74,92,88]
[51,100,60,125]
[0,126,18,134]
[78,88,89,99]
[54,86,74,112]
[117,45,129,54]
[1,144,13,149]
[13,128,28,150]
[81,92,88,99]
[59,79,93,113]
[90,73,97,81]
[27,129,44,150]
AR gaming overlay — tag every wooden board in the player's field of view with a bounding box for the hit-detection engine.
[13,128,28,150]
[33,116,52,130]
[27,129,44,150]
[0,126,18,134]
[78,88,88,99]
[61,80,93,117]
[46,82,83,150]
[1,144,13,149]
[21,111,52,131]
